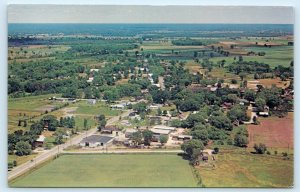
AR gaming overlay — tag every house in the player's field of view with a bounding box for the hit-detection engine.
[210,87,218,92]
[258,112,269,117]
[90,69,100,72]
[150,128,171,142]
[222,102,233,109]
[149,104,162,110]
[239,99,250,106]
[34,135,45,148]
[79,135,114,147]
[110,104,125,110]
[87,77,94,83]
[125,128,138,138]
[101,125,120,136]
[87,99,96,105]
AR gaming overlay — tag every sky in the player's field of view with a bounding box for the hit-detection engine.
[8,5,294,24]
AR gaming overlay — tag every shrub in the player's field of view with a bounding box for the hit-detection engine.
[226,138,233,145]
[213,147,219,154]
[216,140,224,145]
[254,143,267,154]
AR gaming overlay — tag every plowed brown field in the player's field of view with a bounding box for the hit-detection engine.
[247,112,293,149]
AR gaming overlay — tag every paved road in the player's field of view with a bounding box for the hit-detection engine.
[62,150,183,154]
[8,110,132,181]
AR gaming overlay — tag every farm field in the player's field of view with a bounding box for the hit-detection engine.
[199,148,293,187]
[247,112,294,150]
[9,154,198,187]
[8,94,62,133]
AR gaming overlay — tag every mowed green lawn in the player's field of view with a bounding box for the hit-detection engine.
[199,148,293,188]
[10,154,198,187]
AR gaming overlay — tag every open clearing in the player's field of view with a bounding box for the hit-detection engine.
[9,154,198,187]
[199,148,293,187]
[247,113,293,149]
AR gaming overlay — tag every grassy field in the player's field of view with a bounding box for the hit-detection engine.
[8,154,38,167]
[73,100,121,117]
[199,147,293,187]
[8,94,61,133]
[10,154,198,187]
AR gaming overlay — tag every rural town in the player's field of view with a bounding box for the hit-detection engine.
[7,6,294,188]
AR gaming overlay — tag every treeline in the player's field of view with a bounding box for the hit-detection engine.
[172,38,215,46]
[228,60,271,75]
[68,39,137,56]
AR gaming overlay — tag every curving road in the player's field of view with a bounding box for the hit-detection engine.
[8,110,132,181]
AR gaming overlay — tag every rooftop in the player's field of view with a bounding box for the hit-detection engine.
[36,135,45,142]
[80,135,113,144]
[150,128,171,135]
[153,125,176,131]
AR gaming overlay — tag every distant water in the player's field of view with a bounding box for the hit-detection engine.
[8,23,293,37]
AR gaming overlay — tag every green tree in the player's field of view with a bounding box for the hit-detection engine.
[142,130,153,146]
[62,86,78,98]
[83,118,88,130]
[209,115,233,131]
[15,141,32,156]
[191,129,209,145]
[54,129,66,144]
[254,143,267,154]
[255,97,266,112]
[157,108,162,116]
[84,87,93,99]
[159,135,169,146]
[244,89,256,101]
[181,139,204,157]
[239,72,247,81]
[130,131,143,146]
[133,102,148,114]
[234,134,248,147]
[227,105,249,122]
[103,90,119,103]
